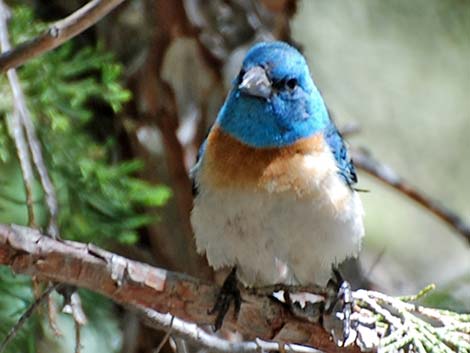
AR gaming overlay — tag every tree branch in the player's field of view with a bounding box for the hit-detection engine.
[0,0,125,72]
[0,223,356,353]
[352,148,470,245]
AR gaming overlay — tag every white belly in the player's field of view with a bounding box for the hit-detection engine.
[191,180,364,287]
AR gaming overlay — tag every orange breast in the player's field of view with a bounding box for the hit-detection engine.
[200,125,329,193]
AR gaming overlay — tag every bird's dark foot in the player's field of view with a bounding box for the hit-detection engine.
[322,268,355,346]
[208,267,241,331]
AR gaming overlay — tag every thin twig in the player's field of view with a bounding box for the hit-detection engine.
[24,121,60,238]
[153,316,173,353]
[74,319,82,353]
[0,0,126,72]
[60,287,87,353]
[5,112,36,226]
[338,122,361,137]
[362,247,386,283]
[352,147,470,245]
[0,1,61,239]
[139,307,323,353]
[0,283,61,353]
[47,290,62,336]
[0,7,36,227]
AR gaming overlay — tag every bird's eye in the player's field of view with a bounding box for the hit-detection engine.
[286,78,298,90]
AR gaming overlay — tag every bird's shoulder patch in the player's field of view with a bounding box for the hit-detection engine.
[324,124,357,186]
[198,126,342,197]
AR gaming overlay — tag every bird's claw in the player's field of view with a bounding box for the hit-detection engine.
[208,267,241,331]
[322,269,356,346]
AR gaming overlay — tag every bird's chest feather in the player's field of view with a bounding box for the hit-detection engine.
[199,126,344,198]
[191,126,364,286]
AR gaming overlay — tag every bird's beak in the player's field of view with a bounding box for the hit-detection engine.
[238,66,272,99]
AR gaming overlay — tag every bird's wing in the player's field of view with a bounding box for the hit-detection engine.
[324,123,358,186]
[190,138,207,196]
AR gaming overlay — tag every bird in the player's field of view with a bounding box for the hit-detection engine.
[190,41,364,322]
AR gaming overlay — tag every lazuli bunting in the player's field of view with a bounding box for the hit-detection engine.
[191,41,364,292]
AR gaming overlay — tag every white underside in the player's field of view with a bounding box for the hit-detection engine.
[191,166,364,287]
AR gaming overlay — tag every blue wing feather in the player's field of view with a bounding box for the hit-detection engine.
[324,123,357,186]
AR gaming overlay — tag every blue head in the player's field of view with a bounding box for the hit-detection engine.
[216,41,331,148]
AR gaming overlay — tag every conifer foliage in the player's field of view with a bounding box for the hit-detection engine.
[0,7,170,352]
